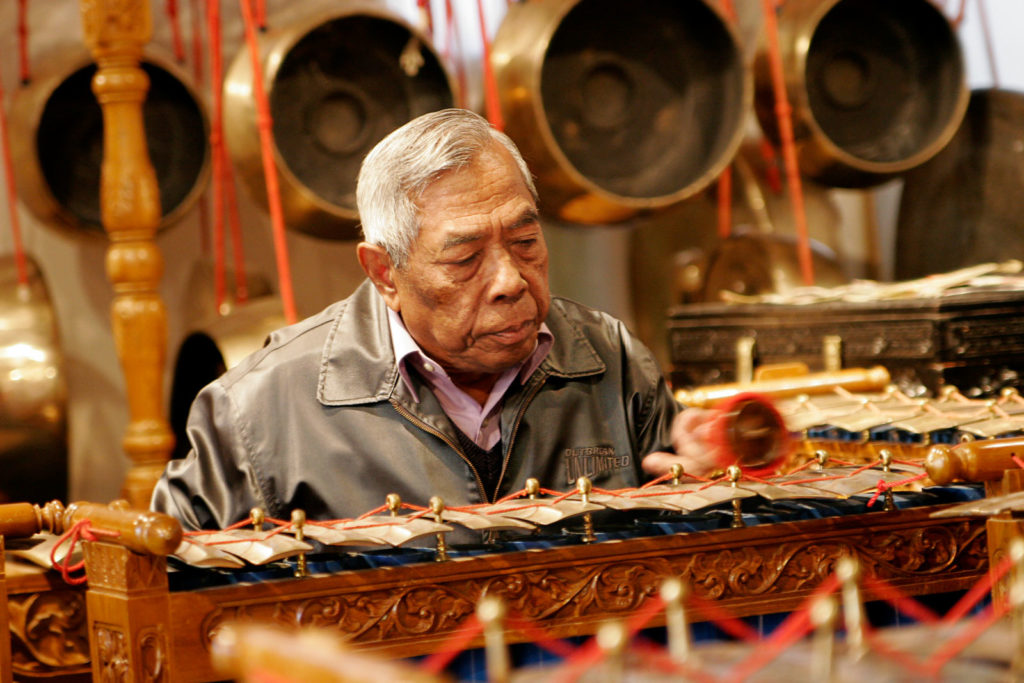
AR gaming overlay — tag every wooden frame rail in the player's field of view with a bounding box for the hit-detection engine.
[76,505,986,681]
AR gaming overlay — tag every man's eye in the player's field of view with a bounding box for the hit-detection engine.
[452,253,478,266]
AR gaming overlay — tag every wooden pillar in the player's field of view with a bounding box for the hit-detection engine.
[79,0,175,508]
[83,542,170,680]
[0,536,12,683]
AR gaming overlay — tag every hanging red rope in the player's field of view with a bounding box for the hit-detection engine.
[444,0,468,109]
[476,0,504,131]
[760,0,814,286]
[17,0,30,84]
[254,0,267,32]
[238,0,298,323]
[207,0,228,314]
[416,0,434,36]
[716,0,738,240]
[976,0,1000,87]
[166,0,186,62]
[0,64,29,288]
[190,0,210,255]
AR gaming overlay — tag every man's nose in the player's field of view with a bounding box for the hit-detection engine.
[487,249,527,301]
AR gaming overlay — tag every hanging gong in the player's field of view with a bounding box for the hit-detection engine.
[896,90,1024,280]
[753,0,968,188]
[0,255,67,504]
[223,3,456,240]
[9,50,209,234]
[169,296,286,460]
[491,0,750,225]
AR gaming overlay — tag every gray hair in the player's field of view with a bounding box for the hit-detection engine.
[356,109,538,268]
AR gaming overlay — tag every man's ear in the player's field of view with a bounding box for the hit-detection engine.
[357,242,401,311]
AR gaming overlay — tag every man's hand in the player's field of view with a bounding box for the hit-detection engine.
[641,408,721,478]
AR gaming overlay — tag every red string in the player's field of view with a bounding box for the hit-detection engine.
[505,615,578,659]
[238,0,298,324]
[254,0,267,31]
[866,472,926,507]
[759,137,783,194]
[166,0,186,62]
[416,0,434,35]
[760,0,814,286]
[417,614,482,674]
[444,0,468,108]
[207,0,228,314]
[1014,454,1024,470]
[942,551,1015,624]
[189,0,210,255]
[0,64,29,287]
[950,0,968,25]
[974,0,999,87]
[50,520,122,585]
[475,0,504,131]
[861,574,939,624]
[17,0,30,84]
[717,167,733,239]
[684,593,759,641]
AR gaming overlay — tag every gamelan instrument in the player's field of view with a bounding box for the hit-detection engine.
[0,451,992,680]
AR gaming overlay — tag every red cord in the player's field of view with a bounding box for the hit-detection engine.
[717,167,733,239]
[166,0,186,62]
[17,0,30,84]
[417,614,482,674]
[188,0,210,255]
[444,0,468,109]
[475,0,504,131]
[760,0,814,286]
[238,0,298,324]
[50,520,121,585]
[0,64,29,287]
[207,0,227,314]
[976,0,1000,87]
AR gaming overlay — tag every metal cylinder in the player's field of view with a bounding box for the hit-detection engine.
[9,50,209,235]
[492,0,750,224]
[223,3,456,240]
[754,0,968,188]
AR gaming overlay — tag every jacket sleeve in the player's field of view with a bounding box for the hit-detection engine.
[619,321,681,458]
[150,379,269,531]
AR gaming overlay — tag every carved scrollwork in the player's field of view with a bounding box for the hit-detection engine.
[8,590,90,673]
[138,626,167,681]
[94,623,129,681]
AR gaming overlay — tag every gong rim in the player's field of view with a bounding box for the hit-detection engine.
[9,48,210,237]
[754,0,968,188]
[223,2,457,240]
[493,0,751,225]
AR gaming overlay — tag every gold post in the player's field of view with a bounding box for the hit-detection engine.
[477,596,509,683]
[80,0,174,508]
[661,577,692,666]
[577,476,596,543]
[430,496,449,562]
[809,594,838,681]
[836,556,867,661]
[728,465,745,528]
[291,509,307,578]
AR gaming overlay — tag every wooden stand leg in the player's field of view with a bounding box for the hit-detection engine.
[83,542,170,680]
[78,0,175,508]
[1,537,12,683]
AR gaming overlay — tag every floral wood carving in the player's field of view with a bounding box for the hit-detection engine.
[94,623,129,681]
[198,519,986,651]
[8,590,90,674]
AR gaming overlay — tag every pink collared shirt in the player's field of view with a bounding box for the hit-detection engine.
[388,309,552,450]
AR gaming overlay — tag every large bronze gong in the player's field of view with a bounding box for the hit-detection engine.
[492,0,750,225]
[223,3,455,240]
[9,51,209,234]
[0,255,67,504]
[896,89,1024,280]
[754,0,968,188]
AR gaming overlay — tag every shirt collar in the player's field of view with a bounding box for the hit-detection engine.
[387,308,552,399]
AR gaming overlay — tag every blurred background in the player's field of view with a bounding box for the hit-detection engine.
[0,0,1019,505]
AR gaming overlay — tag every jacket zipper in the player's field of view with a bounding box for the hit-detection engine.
[390,399,491,502]
[492,375,547,498]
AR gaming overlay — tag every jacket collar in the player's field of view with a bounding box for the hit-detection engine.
[317,279,605,406]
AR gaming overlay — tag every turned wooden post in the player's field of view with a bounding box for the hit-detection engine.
[80,0,174,508]
[0,536,12,683]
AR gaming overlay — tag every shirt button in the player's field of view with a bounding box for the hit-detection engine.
[423,362,435,373]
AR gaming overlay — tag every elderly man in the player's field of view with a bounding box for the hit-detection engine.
[151,109,714,531]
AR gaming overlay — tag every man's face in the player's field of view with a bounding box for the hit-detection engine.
[386,143,550,380]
